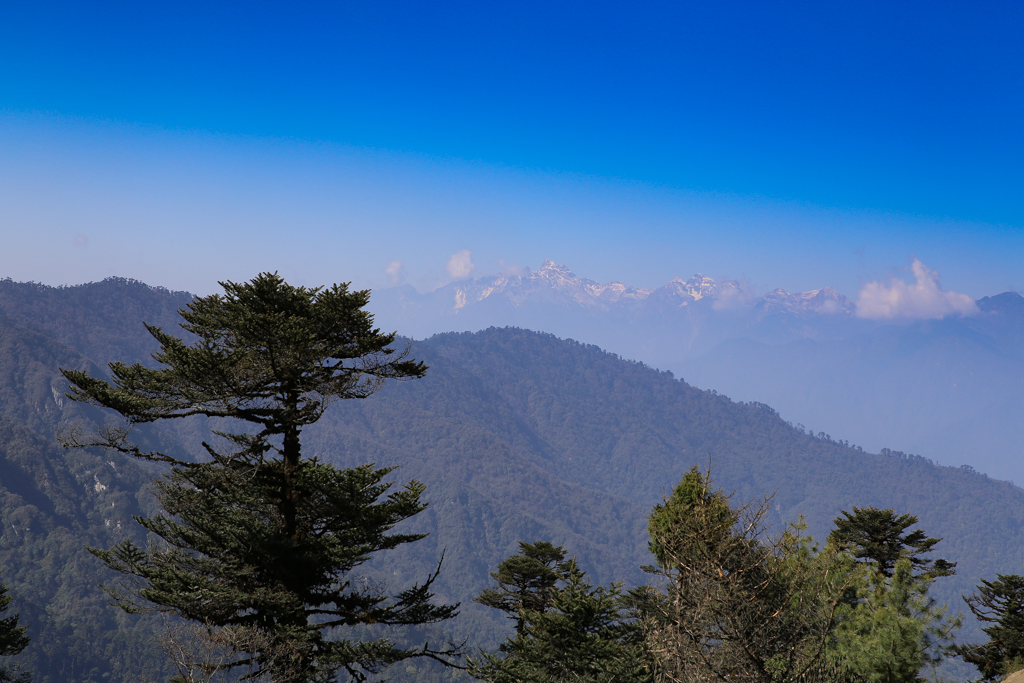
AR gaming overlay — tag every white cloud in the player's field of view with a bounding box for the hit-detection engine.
[712,280,754,311]
[446,249,476,280]
[817,297,841,314]
[856,258,978,320]
[385,260,404,284]
[497,259,526,277]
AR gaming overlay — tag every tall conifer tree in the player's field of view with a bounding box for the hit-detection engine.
[60,273,458,682]
[472,556,651,683]
[830,559,959,683]
[826,507,960,682]
[827,507,955,579]
[475,541,570,635]
[954,574,1024,680]
[637,466,849,683]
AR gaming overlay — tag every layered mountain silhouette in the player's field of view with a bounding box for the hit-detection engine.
[377,260,856,347]
[0,276,1017,680]
[373,261,1024,484]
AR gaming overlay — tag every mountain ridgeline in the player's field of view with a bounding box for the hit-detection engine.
[0,277,1020,681]
[373,260,1024,485]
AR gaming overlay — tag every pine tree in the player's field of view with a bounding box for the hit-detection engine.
[0,579,29,683]
[825,509,960,683]
[830,559,959,683]
[59,273,458,683]
[827,507,956,579]
[953,574,1024,680]
[637,466,849,683]
[470,559,651,683]
[474,541,570,635]
[646,466,736,570]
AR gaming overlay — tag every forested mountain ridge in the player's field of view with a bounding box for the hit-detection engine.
[313,329,1023,629]
[0,277,194,367]
[0,310,175,681]
[679,291,1024,486]
[373,261,1024,485]
[0,277,1020,680]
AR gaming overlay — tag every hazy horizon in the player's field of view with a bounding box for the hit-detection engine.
[2,2,1023,300]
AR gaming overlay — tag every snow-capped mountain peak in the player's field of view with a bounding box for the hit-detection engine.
[647,273,740,307]
[682,273,718,300]
[534,259,577,283]
[434,261,855,315]
[376,260,854,327]
[447,261,654,310]
[760,286,854,315]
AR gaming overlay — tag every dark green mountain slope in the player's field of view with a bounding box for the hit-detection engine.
[0,277,193,368]
[312,328,1023,649]
[0,316,174,682]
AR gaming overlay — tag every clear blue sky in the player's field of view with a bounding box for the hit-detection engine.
[1,0,1022,297]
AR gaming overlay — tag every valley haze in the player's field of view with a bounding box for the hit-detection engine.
[372,258,1024,485]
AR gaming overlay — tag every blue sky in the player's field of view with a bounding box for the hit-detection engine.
[1,0,1022,298]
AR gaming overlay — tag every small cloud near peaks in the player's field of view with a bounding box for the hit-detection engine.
[74,234,89,247]
[385,260,404,284]
[446,249,476,280]
[856,258,978,320]
[497,259,526,277]
[711,281,754,311]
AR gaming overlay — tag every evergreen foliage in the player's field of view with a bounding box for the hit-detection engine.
[953,574,1024,680]
[645,466,736,569]
[58,273,458,682]
[0,369,175,683]
[0,578,28,682]
[474,541,570,636]
[636,466,849,683]
[471,557,651,683]
[827,507,956,579]
[830,559,959,683]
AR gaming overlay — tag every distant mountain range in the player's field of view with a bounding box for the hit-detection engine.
[373,261,1024,484]
[0,277,1019,680]
[378,260,854,332]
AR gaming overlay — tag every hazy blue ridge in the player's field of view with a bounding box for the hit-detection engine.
[370,266,1024,485]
